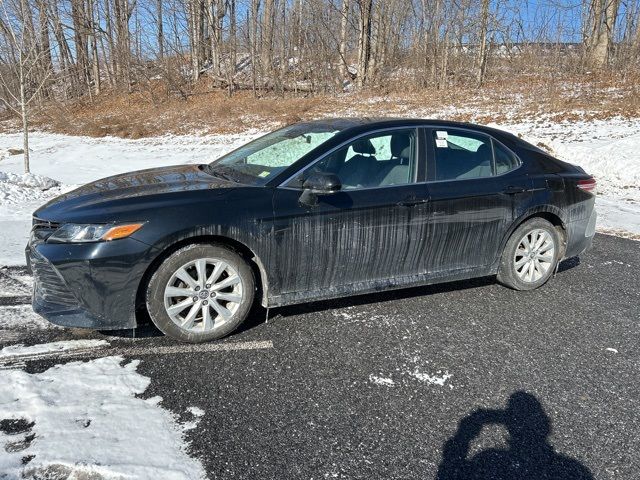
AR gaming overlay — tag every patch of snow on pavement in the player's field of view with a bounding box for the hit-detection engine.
[409,369,453,386]
[369,374,395,387]
[0,339,108,358]
[0,356,206,479]
[0,306,57,332]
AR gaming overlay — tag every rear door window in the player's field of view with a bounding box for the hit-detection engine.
[432,130,493,181]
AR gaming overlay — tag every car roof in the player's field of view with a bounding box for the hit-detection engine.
[300,117,519,144]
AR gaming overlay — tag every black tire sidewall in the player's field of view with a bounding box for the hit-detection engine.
[498,218,560,291]
[146,244,255,343]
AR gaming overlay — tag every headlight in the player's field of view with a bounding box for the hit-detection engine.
[48,223,144,243]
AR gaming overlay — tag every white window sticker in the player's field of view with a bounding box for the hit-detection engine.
[436,131,448,139]
[436,138,448,148]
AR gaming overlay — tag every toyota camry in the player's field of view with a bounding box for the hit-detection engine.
[27,119,597,342]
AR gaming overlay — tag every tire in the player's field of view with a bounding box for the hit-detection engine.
[146,243,255,343]
[497,218,560,291]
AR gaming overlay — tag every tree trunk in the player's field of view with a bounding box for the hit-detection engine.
[250,0,260,94]
[586,0,621,69]
[262,0,275,79]
[188,0,202,81]
[476,0,490,86]
[207,0,225,76]
[87,0,101,95]
[339,0,350,80]
[36,0,53,98]
[157,0,164,60]
[356,0,372,87]
[20,78,29,173]
[72,0,91,93]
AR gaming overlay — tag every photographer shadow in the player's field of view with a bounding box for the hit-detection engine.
[436,391,593,480]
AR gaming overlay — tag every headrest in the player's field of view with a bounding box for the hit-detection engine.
[476,143,492,161]
[399,146,412,159]
[352,139,376,155]
[391,134,411,157]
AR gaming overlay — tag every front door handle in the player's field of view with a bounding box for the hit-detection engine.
[397,196,429,207]
[503,185,526,195]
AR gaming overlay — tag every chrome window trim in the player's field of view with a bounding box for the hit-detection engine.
[277,126,422,191]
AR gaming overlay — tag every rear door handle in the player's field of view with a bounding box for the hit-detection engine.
[503,185,526,194]
[397,196,429,207]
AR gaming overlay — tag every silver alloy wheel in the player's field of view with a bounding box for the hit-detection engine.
[513,228,556,283]
[163,258,244,333]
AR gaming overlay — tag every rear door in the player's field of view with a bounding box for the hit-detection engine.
[269,127,431,298]
[423,127,530,273]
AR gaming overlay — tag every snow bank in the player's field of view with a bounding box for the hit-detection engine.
[0,356,206,479]
[0,172,60,205]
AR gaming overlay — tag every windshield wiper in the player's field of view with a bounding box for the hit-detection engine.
[202,165,236,182]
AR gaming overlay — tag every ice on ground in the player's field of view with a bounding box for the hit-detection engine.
[0,356,206,480]
[0,339,108,358]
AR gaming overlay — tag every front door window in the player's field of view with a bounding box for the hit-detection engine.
[286,129,418,190]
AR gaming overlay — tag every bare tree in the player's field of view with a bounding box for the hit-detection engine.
[0,0,55,172]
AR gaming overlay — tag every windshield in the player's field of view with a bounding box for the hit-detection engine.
[207,124,340,185]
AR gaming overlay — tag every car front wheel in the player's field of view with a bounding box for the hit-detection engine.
[146,243,255,343]
[497,218,560,291]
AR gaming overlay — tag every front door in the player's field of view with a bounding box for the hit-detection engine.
[269,128,430,300]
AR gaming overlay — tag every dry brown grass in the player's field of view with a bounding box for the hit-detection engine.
[2,74,638,138]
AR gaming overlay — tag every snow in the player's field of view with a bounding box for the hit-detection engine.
[369,374,395,387]
[0,306,56,332]
[409,369,453,386]
[0,356,206,479]
[1,117,639,265]
[0,339,108,358]
[488,118,640,237]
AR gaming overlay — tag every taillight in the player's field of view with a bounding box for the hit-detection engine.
[577,178,596,194]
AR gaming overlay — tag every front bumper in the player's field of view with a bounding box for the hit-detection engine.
[27,237,157,330]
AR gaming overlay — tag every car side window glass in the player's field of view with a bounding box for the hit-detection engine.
[432,130,493,181]
[493,140,520,174]
[287,129,417,190]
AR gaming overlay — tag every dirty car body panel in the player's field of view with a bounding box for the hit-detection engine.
[26,119,596,329]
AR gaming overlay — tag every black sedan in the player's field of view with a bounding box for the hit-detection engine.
[27,119,597,343]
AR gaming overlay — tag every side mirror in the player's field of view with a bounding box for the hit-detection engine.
[299,172,342,207]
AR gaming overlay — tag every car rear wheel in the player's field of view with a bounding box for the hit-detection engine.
[497,218,560,291]
[146,244,255,343]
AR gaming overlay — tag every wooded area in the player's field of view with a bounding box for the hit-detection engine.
[1,0,639,169]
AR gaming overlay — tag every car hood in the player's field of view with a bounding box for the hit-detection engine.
[35,164,236,221]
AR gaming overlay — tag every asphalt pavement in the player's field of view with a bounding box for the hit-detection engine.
[1,233,638,479]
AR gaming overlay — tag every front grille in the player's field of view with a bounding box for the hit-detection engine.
[31,217,60,245]
[30,251,78,307]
